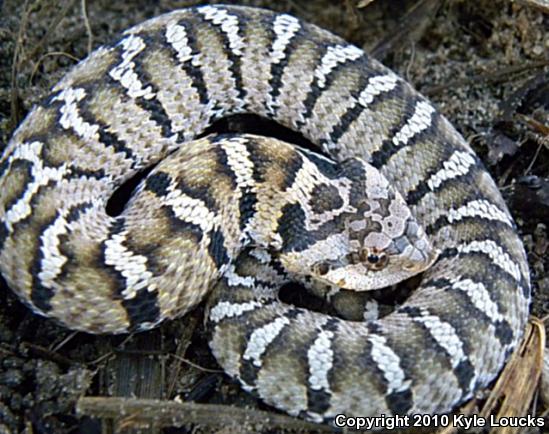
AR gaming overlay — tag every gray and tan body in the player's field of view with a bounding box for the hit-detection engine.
[0,4,530,425]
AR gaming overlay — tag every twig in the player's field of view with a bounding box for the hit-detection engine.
[357,0,376,8]
[77,397,332,432]
[25,0,78,64]
[516,0,549,13]
[524,142,544,176]
[51,330,79,352]
[22,342,76,368]
[371,0,441,61]
[405,41,416,83]
[10,0,31,128]
[10,0,79,128]
[81,0,93,55]
[170,354,221,374]
[29,51,80,83]
[165,311,202,398]
[423,61,549,96]
[87,333,135,366]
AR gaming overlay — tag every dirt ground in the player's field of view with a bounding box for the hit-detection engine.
[0,0,547,433]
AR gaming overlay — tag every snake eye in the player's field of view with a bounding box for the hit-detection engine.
[367,254,380,264]
[361,249,388,271]
[314,262,330,276]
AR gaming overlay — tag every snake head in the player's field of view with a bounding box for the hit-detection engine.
[278,157,438,291]
[307,215,438,290]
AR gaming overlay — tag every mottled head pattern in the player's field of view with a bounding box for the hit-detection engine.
[278,152,437,290]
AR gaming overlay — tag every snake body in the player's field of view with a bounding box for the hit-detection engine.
[0,4,530,424]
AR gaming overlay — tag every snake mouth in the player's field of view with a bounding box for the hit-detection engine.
[310,263,413,292]
[310,239,439,291]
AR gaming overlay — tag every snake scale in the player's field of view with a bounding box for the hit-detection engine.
[0,4,531,425]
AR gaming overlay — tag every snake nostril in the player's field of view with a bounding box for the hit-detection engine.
[346,252,360,264]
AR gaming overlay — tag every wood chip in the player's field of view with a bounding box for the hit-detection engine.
[479,318,545,434]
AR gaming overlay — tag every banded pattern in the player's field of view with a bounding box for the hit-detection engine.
[0,4,530,425]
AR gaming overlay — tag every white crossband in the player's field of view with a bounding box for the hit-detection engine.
[244,316,291,367]
[109,35,155,99]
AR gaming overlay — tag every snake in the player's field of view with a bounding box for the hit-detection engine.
[0,4,531,425]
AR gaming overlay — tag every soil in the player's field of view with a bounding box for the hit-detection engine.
[0,1,547,433]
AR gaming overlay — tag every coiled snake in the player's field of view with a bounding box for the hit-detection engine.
[0,4,530,424]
